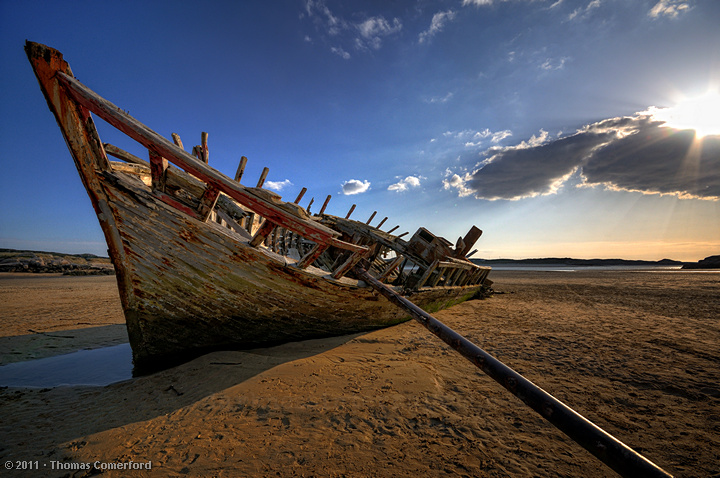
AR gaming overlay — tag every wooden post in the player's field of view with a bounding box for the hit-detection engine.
[345,204,356,219]
[171,133,184,150]
[234,156,248,182]
[319,195,332,215]
[294,187,307,204]
[256,167,269,188]
[387,225,399,234]
[366,211,377,225]
[201,132,209,163]
[376,217,388,229]
[397,232,409,239]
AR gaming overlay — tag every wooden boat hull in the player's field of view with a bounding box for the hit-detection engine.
[104,169,485,366]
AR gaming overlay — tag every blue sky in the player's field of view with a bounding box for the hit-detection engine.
[1,0,718,260]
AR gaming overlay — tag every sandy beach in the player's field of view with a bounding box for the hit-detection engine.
[0,270,718,477]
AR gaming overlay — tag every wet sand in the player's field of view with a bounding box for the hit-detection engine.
[0,270,718,477]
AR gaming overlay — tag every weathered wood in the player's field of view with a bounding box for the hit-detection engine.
[201,132,209,163]
[416,259,439,289]
[104,143,149,166]
[377,255,404,282]
[376,217,388,229]
[256,167,269,188]
[319,195,332,215]
[235,156,248,182]
[331,249,367,280]
[397,232,409,239]
[149,150,168,192]
[306,197,314,214]
[387,225,399,234]
[366,211,377,225]
[345,204,356,219]
[294,187,307,204]
[456,226,482,258]
[250,219,276,248]
[171,133,184,150]
[197,185,221,222]
[296,243,327,269]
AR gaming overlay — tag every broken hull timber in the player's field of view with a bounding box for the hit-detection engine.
[26,41,491,367]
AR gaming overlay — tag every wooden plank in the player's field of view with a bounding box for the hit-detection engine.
[256,167,269,188]
[377,255,404,282]
[171,133,184,150]
[234,156,248,182]
[331,249,367,280]
[148,150,168,192]
[319,195,332,215]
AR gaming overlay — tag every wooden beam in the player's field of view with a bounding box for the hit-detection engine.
[171,133,184,150]
[296,243,328,269]
[104,143,149,167]
[416,260,440,289]
[331,249,367,280]
[377,255,404,282]
[345,204,356,219]
[256,167,269,188]
[319,195,331,215]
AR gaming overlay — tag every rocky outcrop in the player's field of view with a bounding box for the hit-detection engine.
[0,250,114,274]
[682,255,720,270]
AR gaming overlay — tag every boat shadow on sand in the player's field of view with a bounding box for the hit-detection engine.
[0,330,364,460]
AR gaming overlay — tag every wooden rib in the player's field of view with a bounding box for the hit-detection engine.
[294,187,307,204]
[331,249,366,280]
[234,156,248,182]
[366,211,377,225]
[319,195,331,215]
[256,167,269,188]
[386,225,399,234]
[416,260,440,289]
[377,255,404,282]
[397,232,409,239]
[345,204,356,219]
[171,133,184,150]
[201,132,209,163]
[376,217,388,229]
[306,197,314,214]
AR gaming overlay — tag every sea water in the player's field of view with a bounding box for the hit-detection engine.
[0,343,133,387]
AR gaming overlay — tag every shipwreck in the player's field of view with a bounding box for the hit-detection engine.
[25,41,491,367]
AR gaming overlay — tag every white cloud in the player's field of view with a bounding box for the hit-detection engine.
[425,92,454,104]
[418,10,456,44]
[462,0,494,5]
[540,56,569,71]
[265,179,293,191]
[648,0,691,19]
[331,46,350,59]
[341,179,371,195]
[388,176,422,192]
[356,16,402,50]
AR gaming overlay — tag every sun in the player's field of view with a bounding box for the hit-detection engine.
[653,91,720,138]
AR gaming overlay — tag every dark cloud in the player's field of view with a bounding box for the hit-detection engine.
[443,114,720,201]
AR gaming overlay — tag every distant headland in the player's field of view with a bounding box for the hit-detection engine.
[472,256,720,269]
